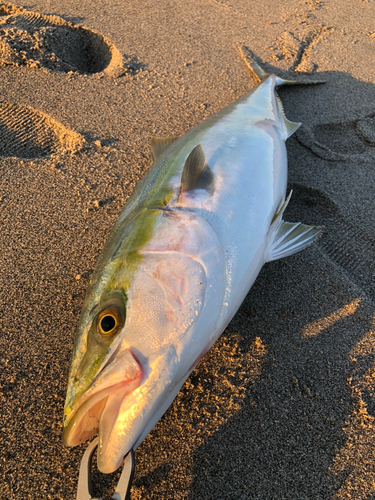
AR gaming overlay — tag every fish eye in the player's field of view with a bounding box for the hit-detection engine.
[101,315,116,332]
[97,307,122,336]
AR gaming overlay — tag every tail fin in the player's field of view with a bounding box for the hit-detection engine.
[237,44,326,86]
[237,44,269,82]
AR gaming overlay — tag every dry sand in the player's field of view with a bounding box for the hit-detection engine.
[1,0,375,498]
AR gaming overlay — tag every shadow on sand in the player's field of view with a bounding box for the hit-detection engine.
[160,70,375,500]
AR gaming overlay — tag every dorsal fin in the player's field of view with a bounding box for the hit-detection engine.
[150,137,179,163]
[178,145,215,201]
[275,93,301,139]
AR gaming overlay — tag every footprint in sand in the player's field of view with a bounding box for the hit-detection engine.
[286,183,375,297]
[296,115,375,162]
[269,30,323,73]
[0,3,124,76]
[0,101,84,158]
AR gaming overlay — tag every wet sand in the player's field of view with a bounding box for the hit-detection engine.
[1,0,375,498]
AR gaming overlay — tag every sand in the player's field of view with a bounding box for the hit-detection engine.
[1,0,375,498]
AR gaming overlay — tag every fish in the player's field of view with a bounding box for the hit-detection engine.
[63,47,322,474]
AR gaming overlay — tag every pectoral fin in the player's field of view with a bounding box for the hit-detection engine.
[266,191,322,262]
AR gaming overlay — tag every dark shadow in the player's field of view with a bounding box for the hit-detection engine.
[89,448,122,500]
[46,26,112,74]
[180,70,375,499]
[133,463,172,490]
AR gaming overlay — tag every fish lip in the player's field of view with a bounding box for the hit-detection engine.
[63,348,143,448]
[63,379,128,447]
[63,344,121,434]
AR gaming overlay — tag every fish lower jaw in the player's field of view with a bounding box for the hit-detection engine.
[63,377,140,448]
[63,348,143,448]
[97,449,124,474]
[63,398,106,447]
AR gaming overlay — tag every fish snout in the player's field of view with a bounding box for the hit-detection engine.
[63,349,143,449]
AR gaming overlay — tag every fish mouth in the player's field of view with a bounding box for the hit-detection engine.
[63,349,143,459]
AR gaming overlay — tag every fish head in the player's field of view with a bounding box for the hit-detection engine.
[62,283,143,445]
[63,208,225,473]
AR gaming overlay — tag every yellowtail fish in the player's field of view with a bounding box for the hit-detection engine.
[63,48,322,475]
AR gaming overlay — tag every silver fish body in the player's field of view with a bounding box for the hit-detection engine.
[63,60,321,473]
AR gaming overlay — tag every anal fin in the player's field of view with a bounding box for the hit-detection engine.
[266,191,322,262]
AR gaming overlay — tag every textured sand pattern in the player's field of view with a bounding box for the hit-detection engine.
[286,183,375,297]
[269,28,327,73]
[128,335,267,499]
[328,312,375,500]
[296,115,375,162]
[0,3,124,76]
[0,101,84,158]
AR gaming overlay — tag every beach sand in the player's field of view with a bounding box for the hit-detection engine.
[1,0,375,498]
